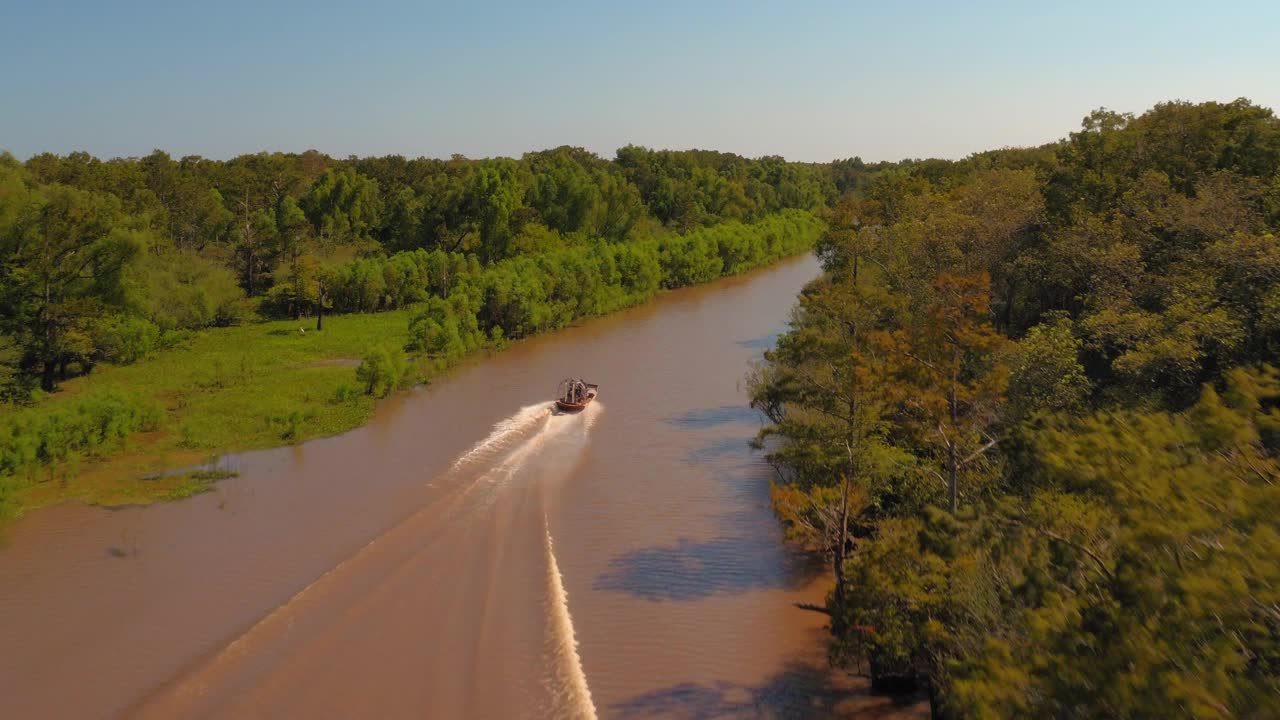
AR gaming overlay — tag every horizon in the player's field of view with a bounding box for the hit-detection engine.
[4,94,1276,166]
[3,1,1279,163]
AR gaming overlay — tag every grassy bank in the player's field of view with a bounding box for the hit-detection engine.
[1,309,416,519]
[0,211,825,523]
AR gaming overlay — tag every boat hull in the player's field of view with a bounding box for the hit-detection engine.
[555,384,598,412]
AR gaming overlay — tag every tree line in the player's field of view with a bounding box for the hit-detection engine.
[0,145,846,397]
[750,98,1280,717]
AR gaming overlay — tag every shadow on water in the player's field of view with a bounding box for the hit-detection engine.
[736,332,782,351]
[610,662,927,720]
[685,437,757,464]
[596,430,824,601]
[593,535,824,601]
[667,406,763,429]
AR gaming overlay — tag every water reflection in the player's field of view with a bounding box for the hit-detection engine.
[684,437,755,464]
[667,406,764,429]
[596,428,824,601]
[594,535,822,601]
[0,254,882,718]
[736,332,782,350]
[610,661,924,719]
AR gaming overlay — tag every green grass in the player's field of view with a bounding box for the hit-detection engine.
[0,235,821,524]
[151,468,240,501]
[69,312,414,450]
[1,310,422,521]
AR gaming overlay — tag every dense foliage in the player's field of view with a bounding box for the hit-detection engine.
[0,141,835,518]
[0,390,162,515]
[402,210,823,363]
[751,98,1280,717]
[1,145,839,397]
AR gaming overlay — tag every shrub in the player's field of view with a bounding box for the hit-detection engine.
[92,315,162,365]
[0,391,163,481]
[332,383,360,403]
[133,251,246,330]
[355,347,404,398]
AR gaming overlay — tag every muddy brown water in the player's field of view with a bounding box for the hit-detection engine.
[0,254,926,719]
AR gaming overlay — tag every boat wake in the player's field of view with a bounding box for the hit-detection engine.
[544,513,598,719]
[451,402,553,471]
[132,400,603,719]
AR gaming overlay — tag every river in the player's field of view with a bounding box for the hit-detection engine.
[0,254,926,719]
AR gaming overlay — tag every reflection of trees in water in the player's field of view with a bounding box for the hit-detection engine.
[666,406,764,429]
[595,433,823,601]
[609,661,927,719]
[593,535,823,601]
[736,332,782,350]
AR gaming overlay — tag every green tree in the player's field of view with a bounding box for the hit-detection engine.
[355,347,404,398]
[273,196,318,319]
[874,273,1010,513]
[0,168,143,390]
[300,167,383,247]
[1007,314,1091,418]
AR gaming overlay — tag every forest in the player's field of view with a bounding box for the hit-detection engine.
[751,98,1280,717]
[0,144,834,518]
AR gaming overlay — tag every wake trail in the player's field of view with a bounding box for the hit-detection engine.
[452,403,552,471]
[132,403,554,714]
[543,514,598,720]
[133,401,603,719]
[536,402,601,719]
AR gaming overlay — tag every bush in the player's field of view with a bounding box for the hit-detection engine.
[215,297,256,326]
[394,212,822,355]
[133,251,247,330]
[0,391,163,482]
[355,347,405,398]
[332,383,360,403]
[92,315,162,365]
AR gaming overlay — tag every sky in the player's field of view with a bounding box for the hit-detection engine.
[2,0,1278,163]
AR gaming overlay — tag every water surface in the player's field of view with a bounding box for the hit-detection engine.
[0,254,925,718]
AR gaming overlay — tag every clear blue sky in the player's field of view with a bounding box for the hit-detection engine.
[2,0,1277,163]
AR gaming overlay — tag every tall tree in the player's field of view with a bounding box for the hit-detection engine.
[874,273,1010,513]
[0,168,142,390]
[300,167,383,247]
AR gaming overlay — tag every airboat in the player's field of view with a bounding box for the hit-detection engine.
[555,378,598,412]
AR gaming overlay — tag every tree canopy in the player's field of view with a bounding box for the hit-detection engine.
[1,144,844,395]
[751,97,1280,717]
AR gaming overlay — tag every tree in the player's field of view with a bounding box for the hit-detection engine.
[272,196,317,319]
[300,167,383,247]
[355,347,404,397]
[1006,313,1091,418]
[875,273,1010,513]
[949,369,1280,718]
[471,161,525,264]
[0,168,142,390]
[523,147,602,235]
[752,276,899,631]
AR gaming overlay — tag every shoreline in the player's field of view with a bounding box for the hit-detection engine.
[0,249,819,526]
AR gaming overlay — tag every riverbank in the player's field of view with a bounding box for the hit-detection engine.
[0,217,823,524]
[0,252,867,719]
[2,307,418,519]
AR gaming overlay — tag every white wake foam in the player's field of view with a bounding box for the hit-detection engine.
[451,403,552,471]
[543,515,598,720]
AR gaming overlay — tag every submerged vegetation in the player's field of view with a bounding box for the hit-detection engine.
[751,98,1280,716]
[0,144,833,521]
